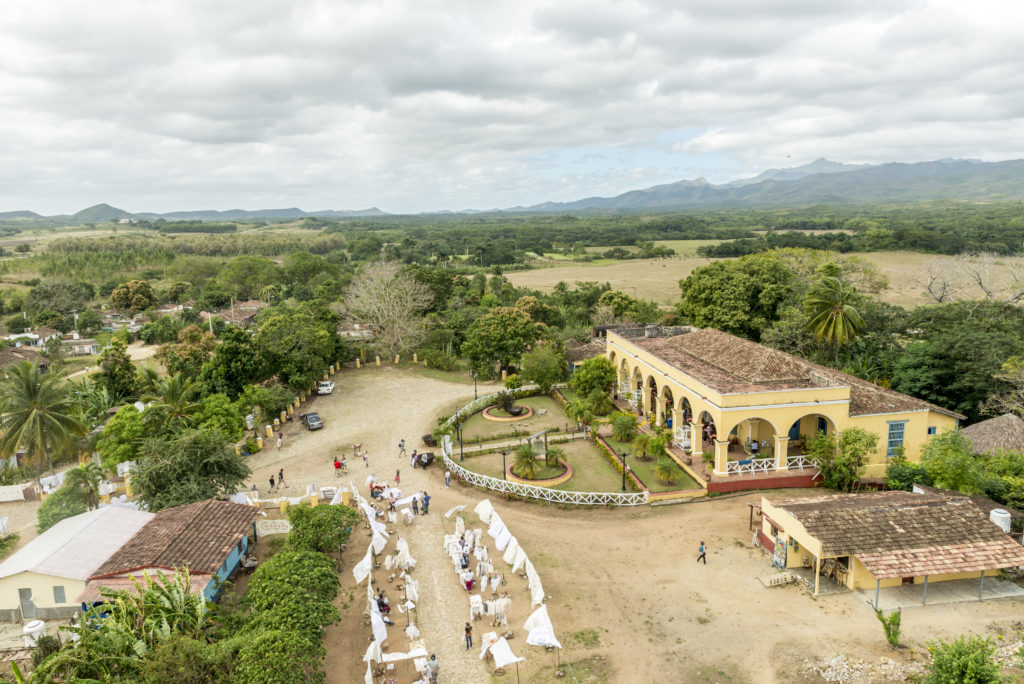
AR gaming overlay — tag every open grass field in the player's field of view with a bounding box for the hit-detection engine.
[508,250,1024,309]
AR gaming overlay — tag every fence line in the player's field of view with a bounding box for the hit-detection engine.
[441,391,649,506]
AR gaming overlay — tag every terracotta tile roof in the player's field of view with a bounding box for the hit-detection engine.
[624,329,964,418]
[77,571,213,604]
[961,414,1024,455]
[771,491,1024,574]
[565,338,606,364]
[90,500,260,579]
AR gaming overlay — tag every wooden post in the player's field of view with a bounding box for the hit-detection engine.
[874,579,880,610]
[923,575,928,605]
[979,569,985,601]
[814,556,820,596]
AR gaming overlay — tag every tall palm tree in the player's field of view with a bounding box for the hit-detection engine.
[565,398,595,439]
[142,373,201,430]
[0,361,86,476]
[63,462,104,510]
[803,276,865,356]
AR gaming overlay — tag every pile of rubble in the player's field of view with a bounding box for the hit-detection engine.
[804,654,925,683]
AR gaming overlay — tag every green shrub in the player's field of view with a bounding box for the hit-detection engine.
[875,608,901,648]
[36,486,88,533]
[421,349,457,372]
[610,412,638,442]
[31,635,61,667]
[232,629,326,684]
[924,634,1001,684]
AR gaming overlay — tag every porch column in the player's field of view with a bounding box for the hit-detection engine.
[814,556,821,596]
[671,409,683,444]
[713,438,730,476]
[690,419,703,454]
[774,436,789,471]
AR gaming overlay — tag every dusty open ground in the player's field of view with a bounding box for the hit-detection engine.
[508,250,1022,309]
[236,367,1024,683]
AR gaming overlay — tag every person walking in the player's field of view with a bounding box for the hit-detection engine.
[426,654,439,682]
[410,449,418,469]
[444,470,451,488]
[422,492,431,515]
[395,469,401,485]
[363,451,369,468]
[697,540,707,564]
[278,469,285,488]
[464,622,473,650]
[411,494,419,515]
[269,475,275,492]
[334,458,342,477]
[398,439,407,458]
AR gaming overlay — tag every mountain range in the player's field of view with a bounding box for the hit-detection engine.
[3,157,1023,220]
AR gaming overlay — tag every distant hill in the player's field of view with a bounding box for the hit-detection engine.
[135,207,388,220]
[71,203,135,223]
[0,210,44,219]
[511,158,1024,212]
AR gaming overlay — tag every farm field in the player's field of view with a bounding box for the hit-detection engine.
[507,250,1024,308]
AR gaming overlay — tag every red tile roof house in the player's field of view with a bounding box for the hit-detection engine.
[77,500,260,609]
[759,490,1024,602]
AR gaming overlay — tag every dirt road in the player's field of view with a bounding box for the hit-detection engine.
[247,367,1024,683]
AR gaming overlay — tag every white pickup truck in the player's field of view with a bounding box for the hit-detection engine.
[317,380,335,395]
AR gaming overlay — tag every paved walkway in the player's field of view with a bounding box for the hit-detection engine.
[857,577,1024,610]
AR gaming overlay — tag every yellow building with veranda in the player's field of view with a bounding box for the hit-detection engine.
[605,326,962,487]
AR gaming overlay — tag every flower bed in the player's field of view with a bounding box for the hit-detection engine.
[505,458,573,487]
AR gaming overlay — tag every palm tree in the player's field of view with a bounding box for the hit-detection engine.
[512,444,539,479]
[74,379,116,426]
[63,462,104,510]
[653,456,680,485]
[544,445,566,469]
[142,373,200,430]
[0,361,86,476]
[632,430,668,462]
[565,398,595,439]
[803,276,865,356]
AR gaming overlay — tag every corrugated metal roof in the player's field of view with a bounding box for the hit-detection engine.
[0,507,154,581]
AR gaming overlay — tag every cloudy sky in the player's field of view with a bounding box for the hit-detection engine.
[1,0,1021,214]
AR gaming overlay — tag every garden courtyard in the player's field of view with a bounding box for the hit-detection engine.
[181,365,1024,683]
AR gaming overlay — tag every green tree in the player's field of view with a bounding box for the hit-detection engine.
[154,324,216,377]
[461,306,544,374]
[111,279,158,312]
[565,397,596,438]
[198,326,266,398]
[255,308,338,391]
[36,484,89,532]
[512,444,539,479]
[217,256,280,300]
[569,356,617,399]
[97,338,137,399]
[885,448,930,491]
[677,253,794,340]
[286,503,360,556]
[26,279,94,316]
[142,374,201,431]
[805,427,879,492]
[924,634,1001,684]
[139,634,233,684]
[133,428,251,512]
[194,393,244,439]
[63,462,103,511]
[519,344,566,393]
[632,430,668,462]
[232,629,325,684]
[653,457,679,485]
[875,608,901,648]
[920,430,981,493]
[803,272,865,356]
[610,412,639,442]
[0,361,86,476]
[97,405,147,470]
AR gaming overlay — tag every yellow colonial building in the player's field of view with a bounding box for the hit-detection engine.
[606,326,962,486]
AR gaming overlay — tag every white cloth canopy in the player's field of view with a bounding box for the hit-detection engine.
[474,499,495,524]
[502,537,520,565]
[371,530,388,555]
[495,526,512,552]
[395,494,416,506]
[524,605,561,648]
[479,631,499,660]
[362,640,383,664]
[487,516,505,539]
[489,638,524,668]
[444,504,466,518]
[353,547,373,584]
[370,611,388,645]
[511,546,528,574]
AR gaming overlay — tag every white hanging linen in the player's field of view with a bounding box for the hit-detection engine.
[495,527,512,551]
[444,504,466,518]
[479,631,499,659]
[474,499,495,524]
[371,530,388,555]
[353,547,373,584]
[363,640,383,664]
[490,575,500,592]
[329,487,344,505]
[387,511,397,524]
[405,624,420,640]
[364,664,373,684]
[360,501,376,519]
[502,537,519,565]
[489,638,524,668]
[525,560,544,607]
[371,611,388,645]
[524,604,561,648]
[511,546,528,574]
[487,516,505,539]
[455,516,466,536]
[406,578,419,602]
[369,518,388,536]
[395,494,416,506]
[384,554,394,570]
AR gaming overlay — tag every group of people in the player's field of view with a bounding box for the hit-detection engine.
[253,469,286,495]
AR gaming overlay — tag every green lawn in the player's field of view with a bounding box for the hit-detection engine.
[459,395,571,442]
[603,436,702,492]
[651,239,724,257]
[456,438,624,493]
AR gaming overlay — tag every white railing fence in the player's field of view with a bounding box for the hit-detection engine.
[787,454,815,470]
[726,457,776,475]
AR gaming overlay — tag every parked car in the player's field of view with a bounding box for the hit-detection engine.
[300,412,323,430]
[317,380,335,395]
